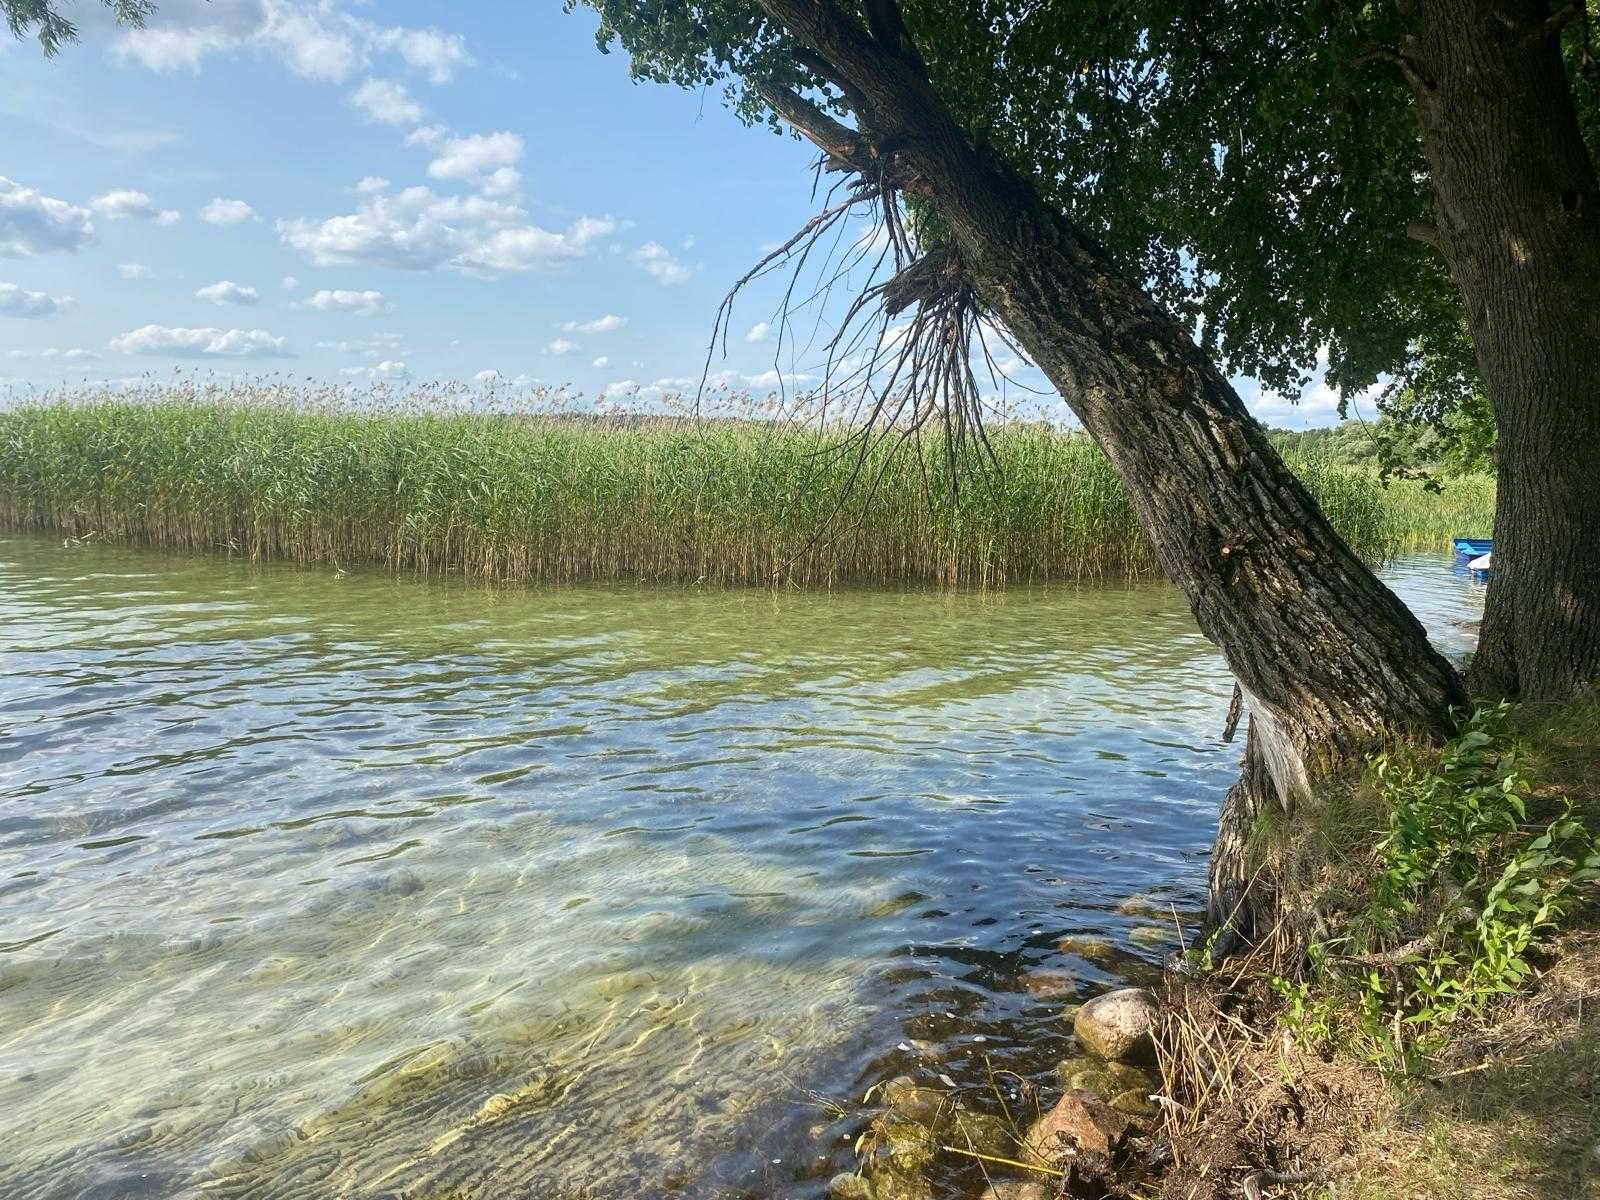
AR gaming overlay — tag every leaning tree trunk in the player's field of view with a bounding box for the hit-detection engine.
[1405,0,1600,700]
[756,0,1467,937]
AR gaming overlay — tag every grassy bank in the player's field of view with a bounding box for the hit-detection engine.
[1157,700,1600,1200]
[0,391,1492,587]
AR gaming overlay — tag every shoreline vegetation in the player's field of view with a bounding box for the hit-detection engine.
[0,386,1493,588]
[824,700,1600,1200]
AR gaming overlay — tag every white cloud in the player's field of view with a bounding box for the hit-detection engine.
[745,369,815,390]
[545,338,578,356]
[427,131,523,193]
[119,263,150,279]
[473,368,501,384]
[306,287,387,315]
[354,176,389,194]
[341,358,408,380]
[108,324,291,358]
[591,355,609,369]
[744,321,772,343]
[477,167,521,197]
[560,313,627,335]
[350,78,422,126]
[196,279,260,306]
[602,379,638,399]
[0,282,71,318]
[633,241,690,285]
[200,197,256,225]
[89,190,181,224]
[108,3,471,87]
[263,2,358,81]
[282,274,299,289]
[369,25,472,84]
[404,124,448,149]
[279,188,612,277]
[0,177,95,257]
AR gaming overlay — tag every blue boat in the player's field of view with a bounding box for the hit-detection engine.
[1453,537,1493,560]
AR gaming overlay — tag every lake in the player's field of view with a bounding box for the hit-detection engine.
[0,537,1482,1199]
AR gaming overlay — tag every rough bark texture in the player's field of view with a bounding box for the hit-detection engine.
[754,0,1468,930]
[1406,0,1600,699]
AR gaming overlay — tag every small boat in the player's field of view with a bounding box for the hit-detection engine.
[1469,551,1492,582]
[1453,537,1493,560]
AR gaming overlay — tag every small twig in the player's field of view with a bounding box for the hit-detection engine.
[939,1145,1066,1177]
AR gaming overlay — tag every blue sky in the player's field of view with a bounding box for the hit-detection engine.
[0,0,1346,427]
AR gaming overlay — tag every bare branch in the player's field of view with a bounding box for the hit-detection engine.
[754,81,869,173]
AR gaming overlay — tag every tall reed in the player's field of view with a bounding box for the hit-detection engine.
[0,386,1492,588]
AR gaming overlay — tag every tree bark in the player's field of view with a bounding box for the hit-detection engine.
[1404,0,1600,699]
[753,0,1468,933]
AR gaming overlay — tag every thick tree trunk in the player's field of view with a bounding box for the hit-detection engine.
[755,0,1468,933]
[1405,0,1600,699]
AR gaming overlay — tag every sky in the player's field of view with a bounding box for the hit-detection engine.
[0,0,1348,428]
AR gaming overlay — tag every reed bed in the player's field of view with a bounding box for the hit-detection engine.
[0,384,1492,588]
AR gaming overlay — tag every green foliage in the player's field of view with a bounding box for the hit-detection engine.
[0,390,1472,587]
[3,0,151,55]
[1277,705,1600,1072]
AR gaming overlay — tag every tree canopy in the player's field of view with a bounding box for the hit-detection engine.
[3,0,150,55]
[578,1,1598,431]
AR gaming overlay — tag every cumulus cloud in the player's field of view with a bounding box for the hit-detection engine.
[744,321,772,343]
[89,190,181,224]
[369,25,471,83]
[278,188,614,276]
[0,282,71,318]
[602,379,638,399]
[108,324,291,358]
[591,355,609,369]
[0,177,95,257]
[560,313,627,335]
[199,197,256,225]
[107,2,471,87]
[305,287,387,315]
[282,275,299,289]
[633,241,690,285]
[119,262,150,279]
[473,368,500,384]
[545,338,578,356]
[350,78,422,126]
[355,176,389,194]
[196,280,260,306]
[745,369,815,390]
[341,359,408,380]
[427,131,523,194]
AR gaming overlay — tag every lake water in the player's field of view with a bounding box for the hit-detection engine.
[0,537,1482,1199]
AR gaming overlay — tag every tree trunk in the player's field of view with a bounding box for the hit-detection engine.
[1405,0,1600,700]
[755,0,1468,934]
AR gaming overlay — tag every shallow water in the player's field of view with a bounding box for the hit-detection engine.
[0,538,1483,1199]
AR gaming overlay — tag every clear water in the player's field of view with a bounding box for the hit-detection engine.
[0,538,1483,1199]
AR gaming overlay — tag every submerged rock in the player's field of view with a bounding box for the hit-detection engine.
[1072,987,1159,1063]
[1067,1067,1118,1096]
[827,1173,873,1200]
[1128,925,1174,949]
[1022,1088,1132,1161]
[1056,936,1119,965]
[947,1109,1014,1160]
[1109,1087,1159,1119]
[978,1181,1049,1200]
[880,1075,952,1129]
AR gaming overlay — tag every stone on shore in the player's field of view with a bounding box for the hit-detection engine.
[1023,1088,1132,1161]
[1072,987,1158,1063]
